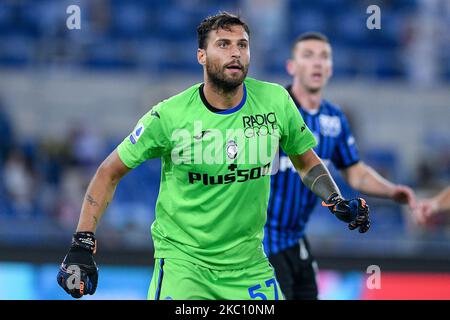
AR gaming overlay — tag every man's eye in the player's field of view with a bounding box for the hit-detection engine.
[239,43,247,48]
[218,42,227,48]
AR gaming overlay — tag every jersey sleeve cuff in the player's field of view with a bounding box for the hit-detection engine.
[284,139,318,156]
[116,143,138,169]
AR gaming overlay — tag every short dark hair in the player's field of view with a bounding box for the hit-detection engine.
[291,32,330,54]
[197,12,250,49]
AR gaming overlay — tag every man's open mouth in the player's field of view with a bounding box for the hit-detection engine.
[312,72,323,80]
[225,64,243,70]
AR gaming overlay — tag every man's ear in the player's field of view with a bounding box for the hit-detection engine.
[286,59,296,76]
[328,61,334,79]
[197,48,206,65]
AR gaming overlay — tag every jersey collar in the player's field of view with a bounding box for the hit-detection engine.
[199,83,247,115]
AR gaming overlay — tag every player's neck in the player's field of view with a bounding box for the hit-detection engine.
[291,83,322,112]
[203,80,244,110]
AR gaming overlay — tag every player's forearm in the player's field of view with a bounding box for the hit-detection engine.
[76,166,120,233]
[434,187,450,212]
[76,150,131,232]
[344,162,396,198]
[290,150,341,201]
[302,162,342,200]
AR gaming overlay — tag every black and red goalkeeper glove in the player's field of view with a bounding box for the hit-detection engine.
[322,193,371,233]
[57,232,98,298]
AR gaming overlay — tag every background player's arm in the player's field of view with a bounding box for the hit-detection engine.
[431,187,450,212]
[76,149,131,232]
[341,162,415,208]
[414,187,450,224]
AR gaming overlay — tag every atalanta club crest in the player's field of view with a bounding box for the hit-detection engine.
[226,140,238,159]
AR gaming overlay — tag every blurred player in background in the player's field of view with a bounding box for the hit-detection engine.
[264,32,417,300]
[414,187,450,224]
[56,14,371,300]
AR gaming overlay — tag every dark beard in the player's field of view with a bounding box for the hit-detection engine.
[206,62,248,94]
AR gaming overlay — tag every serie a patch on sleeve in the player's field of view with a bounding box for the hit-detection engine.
[130,123,145,145]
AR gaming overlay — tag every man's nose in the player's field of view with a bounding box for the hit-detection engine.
[313,56,326,66]
[312,58,324,68]
[231,45,241,58]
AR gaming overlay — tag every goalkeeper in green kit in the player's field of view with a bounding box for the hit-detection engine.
[57,12,371,300]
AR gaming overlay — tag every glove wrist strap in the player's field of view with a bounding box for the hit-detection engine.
[327,192,342,203]
[71,232,96,254]
[322,192,342,207]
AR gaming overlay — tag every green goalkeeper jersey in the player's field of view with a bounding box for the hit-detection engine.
[117,77,316,270]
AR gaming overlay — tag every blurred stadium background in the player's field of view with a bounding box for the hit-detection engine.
[0,0,449,299]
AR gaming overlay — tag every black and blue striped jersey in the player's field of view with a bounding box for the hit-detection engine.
[264,86,360,256]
